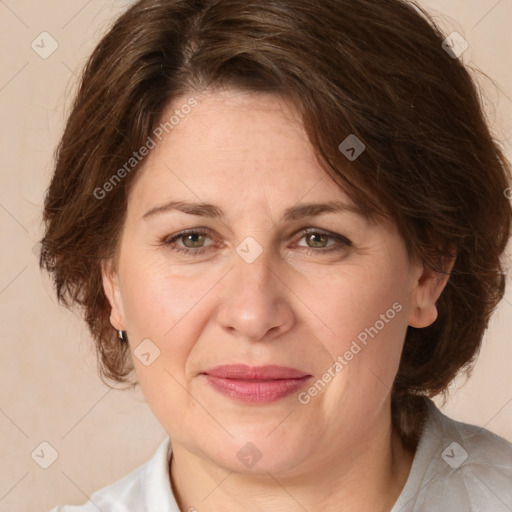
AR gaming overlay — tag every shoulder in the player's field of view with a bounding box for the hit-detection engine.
[48,437,174,512]
[394,398,512,512]
[428,397,512,472]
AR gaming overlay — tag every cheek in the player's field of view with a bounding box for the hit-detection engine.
[119,252,211,339]
[304,277,409,429]
[310,260,410,384]
[119,258,208,423]
[116,255,202,392]
[312,261,407,335]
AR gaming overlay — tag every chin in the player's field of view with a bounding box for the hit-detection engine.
[196,432,309,476]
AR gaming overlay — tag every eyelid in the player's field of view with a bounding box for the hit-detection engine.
[162,227,218,249]
[164,227,216,242]
[293,226,352,247]
[160,226,352,256]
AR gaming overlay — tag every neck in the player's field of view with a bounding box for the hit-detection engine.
[169,409,415,512]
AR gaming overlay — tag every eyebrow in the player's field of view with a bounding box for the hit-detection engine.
[142,199,364,221]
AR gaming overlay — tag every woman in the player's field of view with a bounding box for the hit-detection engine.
[42,0,512,510]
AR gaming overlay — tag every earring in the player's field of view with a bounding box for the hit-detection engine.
[118,330,127,342]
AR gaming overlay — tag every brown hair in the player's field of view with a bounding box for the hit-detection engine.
[40,0,512,450]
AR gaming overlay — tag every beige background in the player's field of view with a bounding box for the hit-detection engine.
[0,1,511,510]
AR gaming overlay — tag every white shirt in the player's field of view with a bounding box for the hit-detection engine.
[49,397,512,511]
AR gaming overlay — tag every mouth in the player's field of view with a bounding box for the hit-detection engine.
[201,364,312,404]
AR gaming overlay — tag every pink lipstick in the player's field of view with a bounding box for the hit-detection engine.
[202,364,312,404]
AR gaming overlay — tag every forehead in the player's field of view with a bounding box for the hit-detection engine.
[127,89,360,214]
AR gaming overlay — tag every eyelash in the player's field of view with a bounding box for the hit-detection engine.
[160,227,352,257]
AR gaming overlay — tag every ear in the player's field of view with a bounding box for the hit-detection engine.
[408,254,456,328]
[101,259,126,331]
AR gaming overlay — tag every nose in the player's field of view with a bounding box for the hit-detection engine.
[216,248,295,341]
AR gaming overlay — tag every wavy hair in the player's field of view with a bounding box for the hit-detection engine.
[40,0,512,449]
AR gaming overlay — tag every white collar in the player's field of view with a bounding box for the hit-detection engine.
[142,437,181,511]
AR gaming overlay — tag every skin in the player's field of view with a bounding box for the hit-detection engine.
[102,89,453,512]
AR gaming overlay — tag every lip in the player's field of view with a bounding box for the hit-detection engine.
[204,364,310,380]
[202,364,312,404]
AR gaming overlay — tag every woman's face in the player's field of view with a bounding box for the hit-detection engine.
[103,89,444,475]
